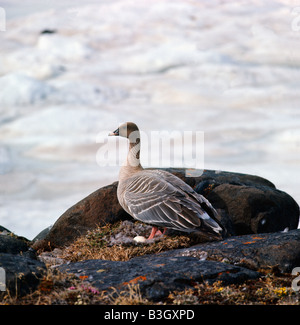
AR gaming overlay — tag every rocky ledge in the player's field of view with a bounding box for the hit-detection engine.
[1,169,300,303]
[58,228,300,301]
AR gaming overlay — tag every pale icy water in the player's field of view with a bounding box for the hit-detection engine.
[0,0,300,239]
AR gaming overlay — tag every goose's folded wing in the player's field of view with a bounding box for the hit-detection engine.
[122,173,217,231]
[149,170,221,220]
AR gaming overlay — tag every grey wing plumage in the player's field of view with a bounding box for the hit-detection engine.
[150,170,221,220]
[122,170,223,235]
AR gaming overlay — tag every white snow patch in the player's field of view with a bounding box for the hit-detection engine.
[0,73,54,106]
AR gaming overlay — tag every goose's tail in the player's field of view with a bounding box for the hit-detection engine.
[193,210,227,241]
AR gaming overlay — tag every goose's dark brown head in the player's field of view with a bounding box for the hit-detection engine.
[109,122,140,140]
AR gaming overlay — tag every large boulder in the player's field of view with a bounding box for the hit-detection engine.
[200,182,299,235]
[32,169,299,250]
[32,182,131,250]
[166,169,299,235]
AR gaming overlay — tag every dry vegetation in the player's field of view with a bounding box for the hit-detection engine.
[1,221,300,305]
[1,268,298,305]
[61,221,195,262]
[168,274,299,305]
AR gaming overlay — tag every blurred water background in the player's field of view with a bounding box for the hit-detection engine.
[0,0,300,239]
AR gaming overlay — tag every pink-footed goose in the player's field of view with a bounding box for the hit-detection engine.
[109,122,224,240]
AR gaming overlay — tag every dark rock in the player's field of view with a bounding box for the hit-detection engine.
[32,182,131,250]
[162,169,299,235]
[58,255,260,301]
[0,228,46,297]
[163,168,276,189]
[165,229,300,273]
[0,234,29,255]
[0,253,46,297]
[167,168,299,236]
[204,183,299,235]
[32,225,53,242]
[33,169,299,250]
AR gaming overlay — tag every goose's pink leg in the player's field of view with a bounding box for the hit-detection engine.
[147,227,167,240]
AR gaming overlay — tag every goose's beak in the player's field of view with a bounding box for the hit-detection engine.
[108,128,119,136]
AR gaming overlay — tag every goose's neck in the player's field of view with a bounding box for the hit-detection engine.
[128,140,141,166]
[119,138,143,180]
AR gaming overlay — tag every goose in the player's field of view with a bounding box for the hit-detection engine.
[109,122,224,241]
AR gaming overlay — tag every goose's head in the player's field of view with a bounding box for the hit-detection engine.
[109,122,140,140]
[109,122,142,167]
